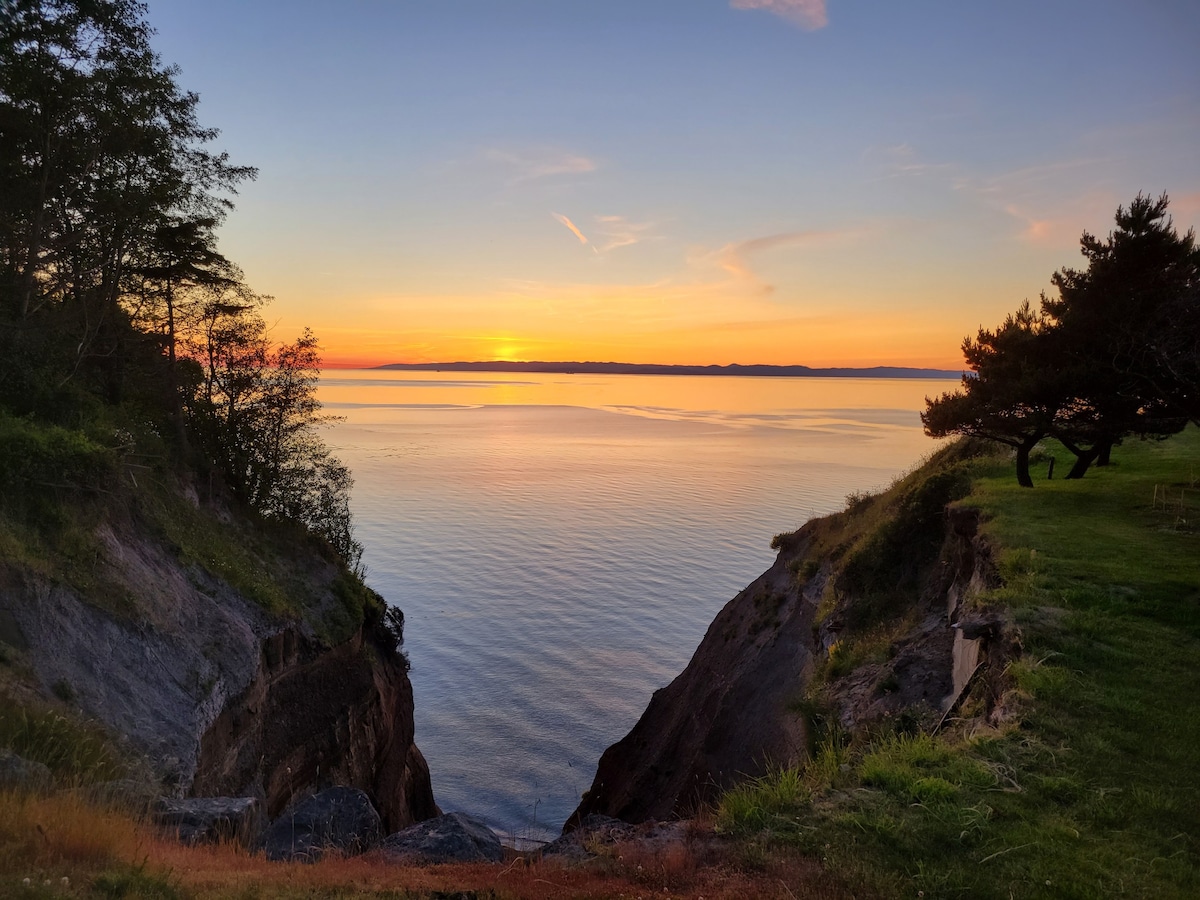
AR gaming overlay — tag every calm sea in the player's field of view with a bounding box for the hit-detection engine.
[318,371,947,844]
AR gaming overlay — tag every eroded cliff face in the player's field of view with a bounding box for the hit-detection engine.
[193,625,438,830]
[0,495,436,829]
[571,463,1013,827]
[568,533,818,824]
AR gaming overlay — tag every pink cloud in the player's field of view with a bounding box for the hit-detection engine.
[730,0,828,30]
[552,212,589,245]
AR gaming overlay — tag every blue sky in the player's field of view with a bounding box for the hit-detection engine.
[143,0,1200,366]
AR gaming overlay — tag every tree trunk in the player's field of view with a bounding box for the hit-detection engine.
[1015,439,1037,488]
[1096,439,1114,467]
[1065,446,1100,479]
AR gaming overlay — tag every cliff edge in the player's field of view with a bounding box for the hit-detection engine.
[0,469,437,831]
[571,440,1015,825]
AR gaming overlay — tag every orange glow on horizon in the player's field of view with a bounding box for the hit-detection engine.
[310,317,969,371]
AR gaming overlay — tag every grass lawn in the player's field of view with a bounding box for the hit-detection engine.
[720,429,1200,899]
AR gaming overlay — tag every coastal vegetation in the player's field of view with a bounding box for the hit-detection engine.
[0,0,360,571]
[717,427,1199,898]
[923,195,1199,486]
[1,429,1193,898]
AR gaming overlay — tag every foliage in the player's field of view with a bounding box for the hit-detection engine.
[834,460,971,628]
[924,194,1197,485]
[923,301,1063,486]
[185,308,364,570]
[0,412,116,503]
[0,696,125,784]
[0,0,363,573]
[1046,194,1200,429]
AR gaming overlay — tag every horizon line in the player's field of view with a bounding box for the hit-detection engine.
[344,359,963,378]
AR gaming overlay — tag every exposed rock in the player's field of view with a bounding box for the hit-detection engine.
[572,489,1013,825]
[377,812,505,864]
[192,625,438,832]
[263,787,382,861]
[568,537,817,824]
[0,750,52,793]
[540,814,635,861]
[152,796,263,846]
[0,503,437,832]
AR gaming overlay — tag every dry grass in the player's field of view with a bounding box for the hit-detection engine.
[0,787,863,899]
[155,835,857,899]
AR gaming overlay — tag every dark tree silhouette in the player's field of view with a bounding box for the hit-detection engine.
[923,302,1064,487]
[926,194,1196,485]
[1041,194,1195,477]
[1,0,363,569]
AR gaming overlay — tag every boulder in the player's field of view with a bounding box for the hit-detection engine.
[152,797,263,846]
[263,787,382,861]
[540,814,635,862]
[378,812,504,864]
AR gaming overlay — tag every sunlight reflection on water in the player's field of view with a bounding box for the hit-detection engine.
[319,371,944,844]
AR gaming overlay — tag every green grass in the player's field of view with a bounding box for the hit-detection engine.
[0,696,126,785]
[0,410,381,638]
[719,428,1200,898]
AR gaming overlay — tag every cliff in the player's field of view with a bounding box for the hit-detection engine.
[0,470,436,831]
[570,440,1015,825]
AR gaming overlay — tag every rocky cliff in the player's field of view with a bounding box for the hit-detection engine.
[570,441,1015,826]
[0,481,437,831]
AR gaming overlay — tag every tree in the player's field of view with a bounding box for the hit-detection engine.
[184,299,363,571]
[1040,193,1195,477]
[0,0,254,397]
[126,215,240,450]
[923,302,1063,487]
[926,194,1196,485]
[2,1,363,570]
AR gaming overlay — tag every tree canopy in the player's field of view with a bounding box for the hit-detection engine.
[1,0,362,569]
[924,194,1198,485]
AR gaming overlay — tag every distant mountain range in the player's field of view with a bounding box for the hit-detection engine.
[374,361,962,379]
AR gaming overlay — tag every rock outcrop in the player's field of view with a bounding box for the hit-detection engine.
[569,541,817,824]
[0,491,437,831]
[377,812,505,864]
[263,787,383,861]
[152,797,264,846]
[192,624,437,830]
[571,448,1013,826]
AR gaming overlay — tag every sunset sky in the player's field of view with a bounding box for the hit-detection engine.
[144,0,1200,369]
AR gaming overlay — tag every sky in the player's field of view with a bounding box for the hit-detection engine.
[142,0,1200,369]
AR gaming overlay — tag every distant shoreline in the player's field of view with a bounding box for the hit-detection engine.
[372,361,961,379]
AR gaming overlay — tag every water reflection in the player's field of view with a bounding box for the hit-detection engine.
[318,371,941,844]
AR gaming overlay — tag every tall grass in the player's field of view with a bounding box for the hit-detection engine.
[0,698,125,786]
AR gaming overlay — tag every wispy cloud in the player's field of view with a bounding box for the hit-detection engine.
[952,158,1113,246]
[730,0,828,30]
[594,215,656,253]
[485,148,598,182]
[718,229,856,290]
[864,143,956,178]
[552,212,589,245]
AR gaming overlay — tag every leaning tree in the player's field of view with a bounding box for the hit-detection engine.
[923,302,1066,487]
[926,194,1197,485]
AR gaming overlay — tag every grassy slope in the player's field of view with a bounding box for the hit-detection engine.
[2,430,1196,898]
[720,428,1200,898]
[0,410,381,645]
